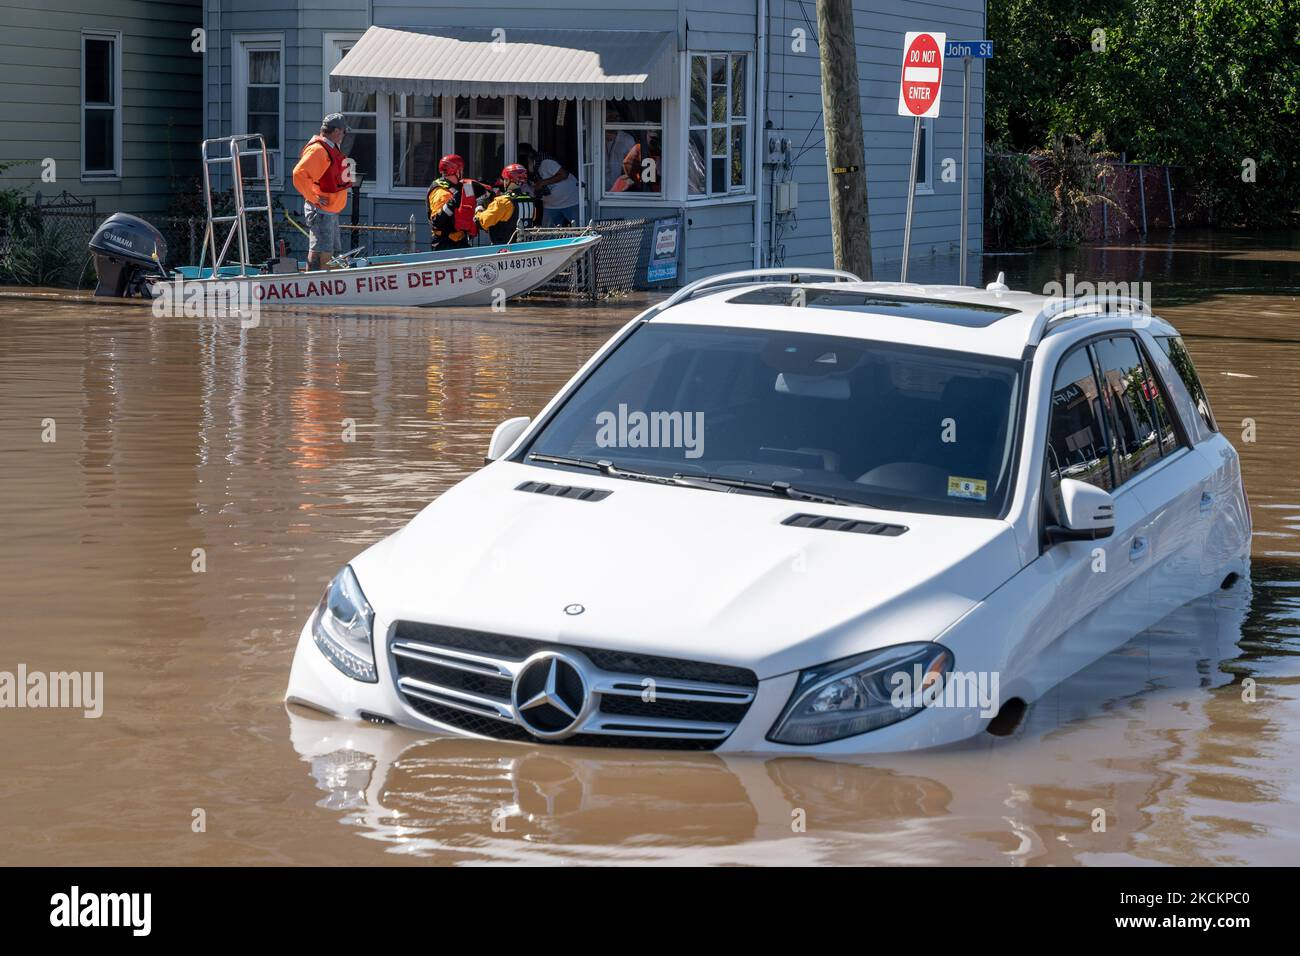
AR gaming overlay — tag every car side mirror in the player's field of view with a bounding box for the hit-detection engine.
[1048,478,1115,542]
[486,416,531,463]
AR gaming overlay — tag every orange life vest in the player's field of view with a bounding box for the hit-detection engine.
[301,135,349,194]
[428,177,480,238]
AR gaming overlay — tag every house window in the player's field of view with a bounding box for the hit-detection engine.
[603,101,663,196]
[81,32,121,178]
[391,96,443,188]
[914,117,934,193]
[453,96,505,184]
[234,36,284,180]
[325,37,376,185]
[688,52,748,196]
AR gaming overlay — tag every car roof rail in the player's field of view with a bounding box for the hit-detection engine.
[643,267,861,319]
[1028,294,1152,345]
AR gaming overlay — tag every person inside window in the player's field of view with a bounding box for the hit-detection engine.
[519,143,580,227]
[604,108,635,193]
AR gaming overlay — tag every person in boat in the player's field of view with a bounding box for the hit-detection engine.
[427,154,488,251]
[292,113,352,271]
[474,163,537,244]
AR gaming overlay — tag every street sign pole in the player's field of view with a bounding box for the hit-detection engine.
[901,115,921,282]
[897,31,945,284]
[945,40,993,286]
[959,55,971,286]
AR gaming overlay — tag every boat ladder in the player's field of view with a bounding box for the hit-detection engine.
[198,134,278,278]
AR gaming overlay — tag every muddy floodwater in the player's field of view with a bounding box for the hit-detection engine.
[1,229,1298,865]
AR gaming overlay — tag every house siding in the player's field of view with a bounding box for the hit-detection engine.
[201,0,983,282]
[0,0,202,216]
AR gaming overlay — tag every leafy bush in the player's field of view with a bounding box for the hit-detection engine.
[0,217,86,288]
[984,148,1054,248]
[1031,133,1125,243]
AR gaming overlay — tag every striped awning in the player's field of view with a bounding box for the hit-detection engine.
[330,26,678,101]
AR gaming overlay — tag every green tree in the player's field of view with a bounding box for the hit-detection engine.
[988,0,1300,226]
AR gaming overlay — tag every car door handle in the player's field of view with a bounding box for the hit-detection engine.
[1200,491,1214,514]
[1130,536,1149,561]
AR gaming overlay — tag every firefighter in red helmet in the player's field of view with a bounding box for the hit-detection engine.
[426,154,485,251]
[475,163,537,244]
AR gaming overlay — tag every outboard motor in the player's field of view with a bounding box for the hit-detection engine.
[88,213,167,297]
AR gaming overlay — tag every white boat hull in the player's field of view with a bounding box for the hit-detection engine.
[159,236,599,309]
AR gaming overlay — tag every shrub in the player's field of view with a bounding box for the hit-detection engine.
[984,147,1054,248]
[1030,133,1125,244]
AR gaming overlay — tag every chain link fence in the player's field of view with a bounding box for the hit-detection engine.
[0,191,98,287]
[517,215,681,300]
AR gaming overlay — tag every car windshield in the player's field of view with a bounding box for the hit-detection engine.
[522,323,1023,517]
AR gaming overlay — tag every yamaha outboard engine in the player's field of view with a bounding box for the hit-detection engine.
[88,213,167,297]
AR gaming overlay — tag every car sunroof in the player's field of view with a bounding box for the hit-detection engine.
[729,286,1018,328]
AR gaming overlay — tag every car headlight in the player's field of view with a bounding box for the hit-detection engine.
[311,566,377,683]
[768,642,953,745]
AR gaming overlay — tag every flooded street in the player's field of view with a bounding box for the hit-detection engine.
[2,229,1298,865]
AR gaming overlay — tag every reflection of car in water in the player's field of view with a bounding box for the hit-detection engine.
[286,571,1265,864]
[287,270,1251,754]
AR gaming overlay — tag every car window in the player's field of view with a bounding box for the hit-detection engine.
[523,323,1023,518]
[1136,339,1181,456]
[1092,335,1166,484]
[1046,346,1113,500]
[1156,335,1217,432]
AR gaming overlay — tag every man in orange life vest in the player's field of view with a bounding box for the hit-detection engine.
[426,154,485,251]
[292,113,352,271]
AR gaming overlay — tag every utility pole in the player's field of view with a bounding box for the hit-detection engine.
[816,0,872,279]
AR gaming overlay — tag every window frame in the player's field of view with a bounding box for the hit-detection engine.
[913,117,935,195]
[686,51,751,200]
[1155,334,1217,436]
[387,94,446,192]
[232,33,285,185]
[1041,331,1196,538]
[376,95,525,198]
[600,100,666,200]
[1042,340,1116,520]
[1092,333,1186,487]
[80,30,122,181]
[323,32,375,192]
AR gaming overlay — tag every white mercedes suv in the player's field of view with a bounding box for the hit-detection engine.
[286,269,1251,754]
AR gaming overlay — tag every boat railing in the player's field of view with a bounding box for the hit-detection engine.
[198,134,277,278]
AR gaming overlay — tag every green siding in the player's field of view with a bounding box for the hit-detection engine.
[0,0,202,217]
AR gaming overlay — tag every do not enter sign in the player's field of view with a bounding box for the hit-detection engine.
[897,31,946,118]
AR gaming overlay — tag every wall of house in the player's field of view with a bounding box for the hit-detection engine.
[202,0,984,282]
[0,0,202,217]
[764,0,986,281]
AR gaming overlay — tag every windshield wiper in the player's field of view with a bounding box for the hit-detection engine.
[529,455,875,509]
[672,472,870,509]
[528,453,682,486]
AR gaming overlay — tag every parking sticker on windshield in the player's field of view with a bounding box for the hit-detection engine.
[947,476,987,501]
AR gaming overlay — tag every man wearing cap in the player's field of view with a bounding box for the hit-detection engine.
[292,113,352,271]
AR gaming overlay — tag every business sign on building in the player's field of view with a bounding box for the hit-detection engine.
[647,220,680,283]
